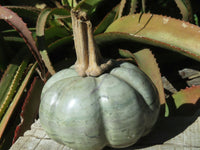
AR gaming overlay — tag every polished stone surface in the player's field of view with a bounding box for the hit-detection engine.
[39,62,160,150]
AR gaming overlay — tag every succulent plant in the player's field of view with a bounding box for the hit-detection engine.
[0,0,200,149]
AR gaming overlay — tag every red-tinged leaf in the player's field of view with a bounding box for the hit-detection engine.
[172,85,200,116]
[172,85,200,108]
[0,6,46,79]
[13,77,44,143]
[102,13,200,62]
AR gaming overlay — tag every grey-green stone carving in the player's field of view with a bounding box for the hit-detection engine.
[39,62,160,150]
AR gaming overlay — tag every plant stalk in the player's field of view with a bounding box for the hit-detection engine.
[71,9,112,77]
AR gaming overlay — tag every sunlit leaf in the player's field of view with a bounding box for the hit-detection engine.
[36,8,55,75]
[0,60,28,121]
[174,0,193,22]
[0,62,37,138]
[172,85,200,114]
[96,13,200,62]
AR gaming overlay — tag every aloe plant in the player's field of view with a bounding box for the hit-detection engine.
[0,0,200,149]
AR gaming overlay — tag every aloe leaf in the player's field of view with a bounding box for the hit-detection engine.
[0,62,37,138]
[45,26,71,44]
[129,0,138,14]
[0,33,8,71]
[0,6,46,78]
[36,8,51,36]
[75,0,104,15]
[172,85,200,115]
[194,14,199,26]
[94,4,119,34]
[61,0,70,6]
[3,36,24,43]
[2,28,36,37]
[0,60,28,121]
[141,0,146,13]
[47,8,71,29]
[13,77,44,143]
[48,8,72,34]
[62,0,78,7]
[36,8,55,75]
[98,13,200,62]
[48,36,73,53]
[0,65,18,103]
[5,6,40,23]
[117,0,127,19]
[36,8,72,74]
[174,0,193,22]
[40,51,55,75]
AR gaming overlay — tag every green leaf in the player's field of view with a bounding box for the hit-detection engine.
[2,28,36,37]
[48,8,71,29]
[36,8,51,37]
[0,60,28,121]
[172,85,200,115]
[75,0,104,15]
[172,85,200,108]
[0,33,8,71]
[36,8,72,75]
[174,0,193,22]
[48,36,73,53]
[62,0,78,7]
[3,36,24,43]
[117,0,127,19]
[0,62,37,138]
[0,65,18,103]
[61,0,70,6]
[36,8,56,75]
[94,5,119,34]
[99,13,200,62]
[45,26,71,44]
[194,14,199,26]
[0,6,46,79]
[6,6,40,24]
[129,0,138,14]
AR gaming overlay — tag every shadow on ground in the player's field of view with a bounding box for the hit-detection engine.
[104,100,200,149]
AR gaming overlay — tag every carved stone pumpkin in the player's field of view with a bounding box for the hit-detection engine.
[39,10,160,150]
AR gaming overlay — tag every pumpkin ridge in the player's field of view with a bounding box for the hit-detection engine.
[110,65,159,112]
[109,69,150,107]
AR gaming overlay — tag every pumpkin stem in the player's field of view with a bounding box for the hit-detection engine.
[71,10,89,76]
[71,9,112,76]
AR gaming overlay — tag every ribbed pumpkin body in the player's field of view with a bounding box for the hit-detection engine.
[39,62,160,150]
